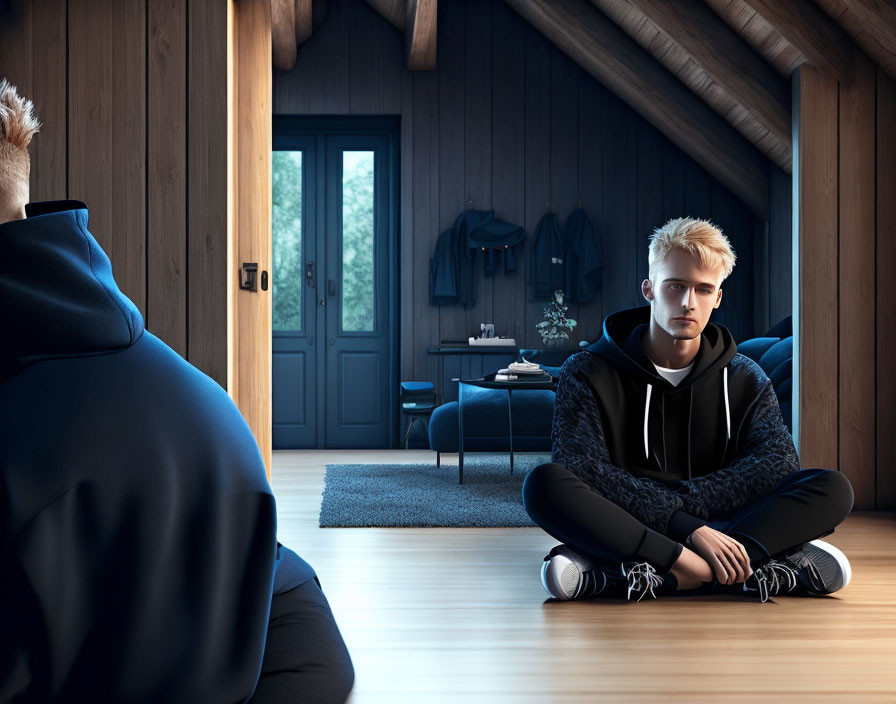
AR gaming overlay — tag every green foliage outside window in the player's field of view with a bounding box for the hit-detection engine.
[272,151,302,331]
[342,151,375,332]
[272,149,375,334]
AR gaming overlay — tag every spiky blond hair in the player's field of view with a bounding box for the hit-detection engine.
[0,78,41,201]
[648,217,736,284]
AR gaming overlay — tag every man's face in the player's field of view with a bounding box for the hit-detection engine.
[642,247,724,340]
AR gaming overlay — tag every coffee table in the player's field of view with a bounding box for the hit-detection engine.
[451,371,557,484]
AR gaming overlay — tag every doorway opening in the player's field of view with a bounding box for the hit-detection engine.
[272,116,400,449]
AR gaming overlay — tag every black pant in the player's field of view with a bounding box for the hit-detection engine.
[249,577,355,704]
[522,463,855,574]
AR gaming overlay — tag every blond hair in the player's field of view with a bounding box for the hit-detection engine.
[0,78,40,219]
[648,217,736,283]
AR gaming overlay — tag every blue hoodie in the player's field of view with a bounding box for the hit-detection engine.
[0,201,314,701]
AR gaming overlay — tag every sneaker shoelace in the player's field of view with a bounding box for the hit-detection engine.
[621,561,663,601]
[749,559,799,603]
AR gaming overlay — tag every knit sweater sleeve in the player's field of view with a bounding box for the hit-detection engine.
[675,379,800,520]
[551,353,687,534]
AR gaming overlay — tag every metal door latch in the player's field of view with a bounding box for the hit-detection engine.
[239,262,258,292]
[239,263,268,292]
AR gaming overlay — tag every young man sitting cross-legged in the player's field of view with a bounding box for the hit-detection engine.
[522,217,854,603]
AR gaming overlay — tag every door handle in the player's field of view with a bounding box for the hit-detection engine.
[328,279,336,297]
[305,261,316,288]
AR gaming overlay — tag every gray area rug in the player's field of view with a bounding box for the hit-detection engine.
[319,453,551,527]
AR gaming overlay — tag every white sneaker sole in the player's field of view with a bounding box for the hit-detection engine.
[807,539,852,592]
[541,554,580,600]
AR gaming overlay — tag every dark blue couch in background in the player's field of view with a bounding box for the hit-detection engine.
[427,317,794,456]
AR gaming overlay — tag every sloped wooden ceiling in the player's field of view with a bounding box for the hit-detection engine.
[589,0,792,172]
[350,0,893,217]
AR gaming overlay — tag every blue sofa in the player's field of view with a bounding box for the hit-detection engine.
[427,323,794,455]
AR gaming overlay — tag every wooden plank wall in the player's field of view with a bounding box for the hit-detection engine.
[272,0,773,392]
[794,57,895,509]
[0,0,229,388]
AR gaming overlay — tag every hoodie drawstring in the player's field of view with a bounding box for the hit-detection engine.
[723,367,731,440]
[643,384,653,460]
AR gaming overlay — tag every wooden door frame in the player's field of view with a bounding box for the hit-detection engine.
[228,0,273,477]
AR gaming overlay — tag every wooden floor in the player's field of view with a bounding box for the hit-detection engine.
[271,450,896,703]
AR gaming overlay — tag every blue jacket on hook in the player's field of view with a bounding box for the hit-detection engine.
[0,200,313,702]
[563,208,603,304]
[429,209,526,308]
[528,211,565,301]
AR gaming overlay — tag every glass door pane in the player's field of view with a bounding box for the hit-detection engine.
[272,150,303,332]
[341,150,375,332]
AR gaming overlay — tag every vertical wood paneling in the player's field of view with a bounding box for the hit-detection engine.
[523,19,551,348]
[636,119,663,310]
[0,0,68,203]
[662,140,685,222]
[231,0,273,475]
[577,75,606,336]
[490,0,525,344]
[602,91,636,315]
[68,0,146,313]
[752,218,769,336]
[188,0,229,386]
[877,68,896,508]
[148,0,187,356]
[399,71,414,384]
[348,0,383,114]
[838,52,876,506]
[412,69,439,378]
[550,50,580,327]
[437,1,466,347]
[463,0,492,337]
[709,182,735,333]
[795,65,838,471]
[768,165,792,329]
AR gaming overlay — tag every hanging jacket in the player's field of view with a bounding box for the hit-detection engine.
[429,209,526,308]
[563,208,603,303]
[551,304,800,542]
[0,200,313,702]
[527,211,565,301]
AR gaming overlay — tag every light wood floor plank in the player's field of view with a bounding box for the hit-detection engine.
[271,450,896,703]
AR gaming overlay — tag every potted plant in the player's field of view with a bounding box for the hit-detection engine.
[536,290,577,348]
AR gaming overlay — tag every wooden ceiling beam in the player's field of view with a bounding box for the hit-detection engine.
[363,0,406,31]
[814,0,896,81]
[505,0,769,218]
[614,0,791,170]
[294,0,313,45]
[740,0,855,83]
[272,0,297,71]
[405,0,437,70]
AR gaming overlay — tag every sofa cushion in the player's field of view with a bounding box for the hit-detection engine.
[758,337,792,378]
[428,387,555,453]
[737,337,779,364]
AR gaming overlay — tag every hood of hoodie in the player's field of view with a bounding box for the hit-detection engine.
[583,305,740,481]
[0,200,144,383]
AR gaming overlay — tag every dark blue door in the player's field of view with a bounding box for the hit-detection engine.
[273,119,398,448]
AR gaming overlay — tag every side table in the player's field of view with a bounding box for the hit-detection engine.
[452,371,557,485]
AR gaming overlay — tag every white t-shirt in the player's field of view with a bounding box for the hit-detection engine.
[652,361,694,387]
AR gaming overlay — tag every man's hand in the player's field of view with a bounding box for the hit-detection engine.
[689,526,752,585]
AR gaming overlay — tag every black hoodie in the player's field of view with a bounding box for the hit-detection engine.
[0,201,313,701]
[551,305,800,543]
